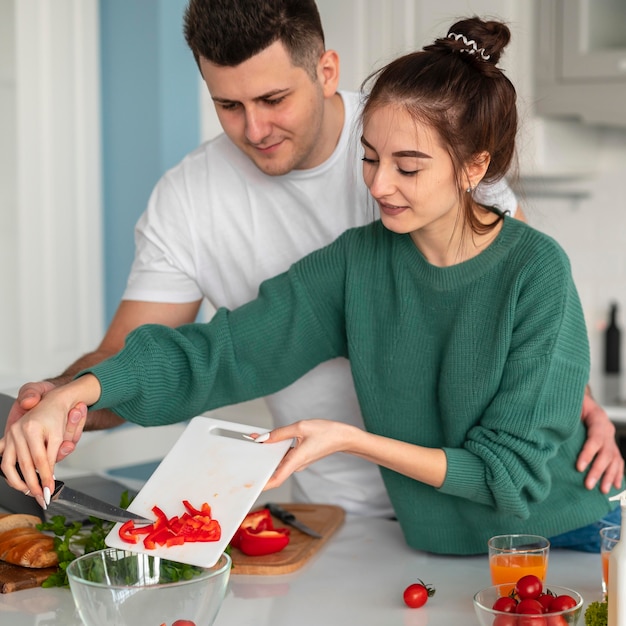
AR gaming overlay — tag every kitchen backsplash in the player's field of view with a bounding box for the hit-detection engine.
[524,125,626,397]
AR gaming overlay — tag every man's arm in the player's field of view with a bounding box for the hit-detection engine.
[6,299,202,457]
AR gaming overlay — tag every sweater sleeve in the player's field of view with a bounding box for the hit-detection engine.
[438,245,591,518]
[82,241,350,426]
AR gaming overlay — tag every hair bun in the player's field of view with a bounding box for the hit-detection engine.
[447,32,491,61]
[440,16,511,66]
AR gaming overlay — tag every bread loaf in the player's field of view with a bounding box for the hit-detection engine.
[0,527,58,568]
[0,513,42,533]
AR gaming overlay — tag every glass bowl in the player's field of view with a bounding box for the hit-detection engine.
[67,548,231,626]
[473,583,583,626]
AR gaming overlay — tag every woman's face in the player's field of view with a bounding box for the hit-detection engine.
[361,105,462,240]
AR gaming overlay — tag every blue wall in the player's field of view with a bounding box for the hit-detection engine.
[100,0,200,324]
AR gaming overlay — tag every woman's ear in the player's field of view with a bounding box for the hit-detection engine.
[464,151,491,191]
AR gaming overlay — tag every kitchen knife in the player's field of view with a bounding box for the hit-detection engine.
[0,458,152,525]
[264,502,322,538]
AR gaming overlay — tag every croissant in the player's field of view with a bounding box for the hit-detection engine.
[0,522,58,568]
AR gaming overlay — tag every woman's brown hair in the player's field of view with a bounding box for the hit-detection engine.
[362,17,518,235]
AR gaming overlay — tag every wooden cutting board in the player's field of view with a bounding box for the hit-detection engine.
[0,561,56,594]
[230,503,345,575]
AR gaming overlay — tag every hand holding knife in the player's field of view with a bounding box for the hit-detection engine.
[264,502,322,538]
[0,456,151,524]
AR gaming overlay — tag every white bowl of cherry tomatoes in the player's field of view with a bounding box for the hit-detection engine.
[473,574,583,626]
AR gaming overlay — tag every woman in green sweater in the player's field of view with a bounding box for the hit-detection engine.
[2,17,621,555]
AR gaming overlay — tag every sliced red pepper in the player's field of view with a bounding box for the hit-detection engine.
[230,508,275,549]
[237,527,290,556]
[183,500,212,517]
[118,520,139,544]
[165,535,186,547]
[118,500,222,550]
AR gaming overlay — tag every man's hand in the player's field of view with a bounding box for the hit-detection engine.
[5,381,58,432]
[5,380,86,462]
[577,390,625,493]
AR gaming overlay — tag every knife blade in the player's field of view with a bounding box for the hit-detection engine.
[0,457,152,525]
[48,481,152,524]
[264,502,322,538]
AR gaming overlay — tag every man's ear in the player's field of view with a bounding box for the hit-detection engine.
[465,151,491,190]
[317,49,340,98]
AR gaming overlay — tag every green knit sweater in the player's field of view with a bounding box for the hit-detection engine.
[86,218,616,554]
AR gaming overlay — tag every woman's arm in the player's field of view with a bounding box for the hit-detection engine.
[0,375,102,508]
[259,419,448,492]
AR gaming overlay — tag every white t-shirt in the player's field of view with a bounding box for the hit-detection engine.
[124,91,517,517]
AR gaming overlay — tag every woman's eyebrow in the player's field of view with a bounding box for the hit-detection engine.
[360,135,432,159]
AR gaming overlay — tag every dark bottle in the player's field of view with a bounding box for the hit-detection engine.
[605,302,621,374]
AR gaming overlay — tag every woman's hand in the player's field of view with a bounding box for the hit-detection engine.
[257,419,359,491]
[258,418,447,492]
[0,375,100,509]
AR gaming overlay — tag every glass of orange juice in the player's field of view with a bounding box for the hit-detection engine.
[488,534,550,593]
[600,525,620,598]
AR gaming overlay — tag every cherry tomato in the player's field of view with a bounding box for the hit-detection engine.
[536,593,554,613]
[493,596,518,613]
[516,598,545,614]
[517,616,547,626]
[547,594,577,612]
[515,575,543,600]
[545,616,568,626]
[493,615,518,626]
[402,580,435,608]
[172,621,196,626]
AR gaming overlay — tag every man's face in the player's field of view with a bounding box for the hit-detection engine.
[200,41,332,175]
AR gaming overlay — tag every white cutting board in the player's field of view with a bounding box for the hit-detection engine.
[105,416,292,567]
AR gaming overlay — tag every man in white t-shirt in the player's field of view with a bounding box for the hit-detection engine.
[5,0,622,515]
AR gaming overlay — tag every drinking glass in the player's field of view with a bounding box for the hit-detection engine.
[488,534,550,593]
[600,525,620,598]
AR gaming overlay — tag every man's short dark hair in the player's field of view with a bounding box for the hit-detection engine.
[184,0,325,78]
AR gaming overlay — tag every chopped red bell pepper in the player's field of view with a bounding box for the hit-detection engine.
[230,507,275,549]
[183,500,212,517]
[117,500,222,550]
[118,519,139,544]
[237,527,290,556]
[230,507,290,556]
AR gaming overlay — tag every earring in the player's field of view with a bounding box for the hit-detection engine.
[466,186,473,193]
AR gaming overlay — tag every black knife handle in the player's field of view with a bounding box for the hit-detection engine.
[0,455,62,495]
[264,502,295,523]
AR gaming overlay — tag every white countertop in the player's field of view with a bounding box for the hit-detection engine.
[0,515,605,626]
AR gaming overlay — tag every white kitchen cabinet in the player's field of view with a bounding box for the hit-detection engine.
[536,0,626,127]
[0,0,103,388]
